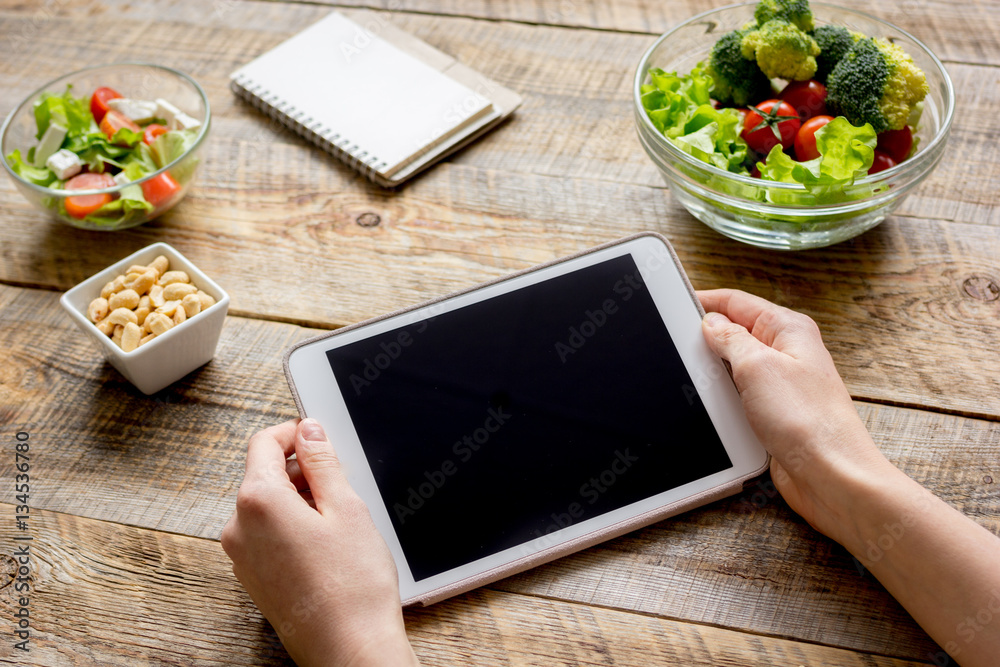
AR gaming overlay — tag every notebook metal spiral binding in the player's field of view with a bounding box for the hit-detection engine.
[230,75,388,183]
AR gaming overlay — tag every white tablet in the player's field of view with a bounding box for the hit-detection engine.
[284,233,768,605]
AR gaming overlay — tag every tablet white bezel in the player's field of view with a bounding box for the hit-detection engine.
[286,234,768,603]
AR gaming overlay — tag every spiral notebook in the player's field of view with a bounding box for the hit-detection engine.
[230,11,522,186]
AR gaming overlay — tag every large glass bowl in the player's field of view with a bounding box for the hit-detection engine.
[1,63,210,231]
[633,2,954,250]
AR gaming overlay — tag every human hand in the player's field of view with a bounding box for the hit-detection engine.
[697,289,899,541]
[221,419,419,667]
[700,289,1000,666]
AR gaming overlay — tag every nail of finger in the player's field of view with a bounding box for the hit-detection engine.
[299,418,327,442]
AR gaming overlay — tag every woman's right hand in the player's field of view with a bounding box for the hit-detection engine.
[697,288,896,541]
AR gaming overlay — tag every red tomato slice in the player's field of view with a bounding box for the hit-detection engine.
[64,172,115,219]
[741,100,801,154]
[99,110,142,143]
[794,115,834,161]
[779,80,827,120]
[869,150,898,175]
[90,87,123,124]
[877,127,914,163]
[140,172,182,209]
[143,124,169,145]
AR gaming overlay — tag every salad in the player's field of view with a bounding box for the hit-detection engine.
[640,0,929,205]
[6,85,202,226]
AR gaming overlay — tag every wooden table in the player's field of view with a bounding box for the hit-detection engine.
[1,0,998,664]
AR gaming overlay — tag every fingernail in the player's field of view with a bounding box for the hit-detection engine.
[704,312,725,328]
[300,418,326,442]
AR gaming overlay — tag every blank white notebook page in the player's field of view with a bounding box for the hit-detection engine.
[234,13,493,174]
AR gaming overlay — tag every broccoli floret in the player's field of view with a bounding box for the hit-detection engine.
[754,0,814,32]
[826,36,929,132]
[706,27,773,107]
[811,25,863,83]
[741,19,820,81]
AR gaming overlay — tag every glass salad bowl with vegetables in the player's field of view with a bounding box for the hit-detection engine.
[633,0,954,250]
[1,64,210,231]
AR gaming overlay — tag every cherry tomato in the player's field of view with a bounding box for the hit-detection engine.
[794,115,834,161]
[779,80,827,120]
[869,150,898,175]
[99,110,142,144]
[877,126,913,163]
[741,100,801,154]
[140,172,182,209]
[64,172,115,219]
[143,123,169,145]
[90,87,122,124]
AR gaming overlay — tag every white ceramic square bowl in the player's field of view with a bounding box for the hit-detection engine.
[60,242,230,394]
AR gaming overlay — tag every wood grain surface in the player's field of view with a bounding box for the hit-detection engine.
[1,1,998,422]
[0,504,941,666]
[1,284,996,661]
[2,171,999,420]
[311,0,1000,68]
[1,0,998,664]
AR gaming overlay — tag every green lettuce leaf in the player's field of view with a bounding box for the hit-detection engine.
[6,149,57,186]
[66,131,138,173]
[83,183,153,227]
[150,129,199,184]
[641,65,747,173]
[758,117,878,202]
[33,85,92,139]
[110,126,143,148]
[121,142,158,176]
[150,129,197,169]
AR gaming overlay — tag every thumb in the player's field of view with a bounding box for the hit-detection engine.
[295,418,347,514]
[701,312,768,364]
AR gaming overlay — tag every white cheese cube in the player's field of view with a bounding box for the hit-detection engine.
[45,149,83,180]
[113,172,132,186]
[32,123,68,167]
[171,112,202,132]
[154,98,182,126]
[107,98,158,123]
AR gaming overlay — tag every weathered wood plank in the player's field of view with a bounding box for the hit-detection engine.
[0,506,936,666]
[0,286,306,541]
[0,284,996,659]
[0,2,995,665]
[2,157,999,419]
[0,4,998,225]
[332,0,1000,69]
[4,0,994,65]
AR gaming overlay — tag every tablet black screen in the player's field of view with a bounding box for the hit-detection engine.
[326,253,732,581]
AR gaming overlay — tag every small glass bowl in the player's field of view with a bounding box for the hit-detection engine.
[633,2,954,250]
[0,63,210,232]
